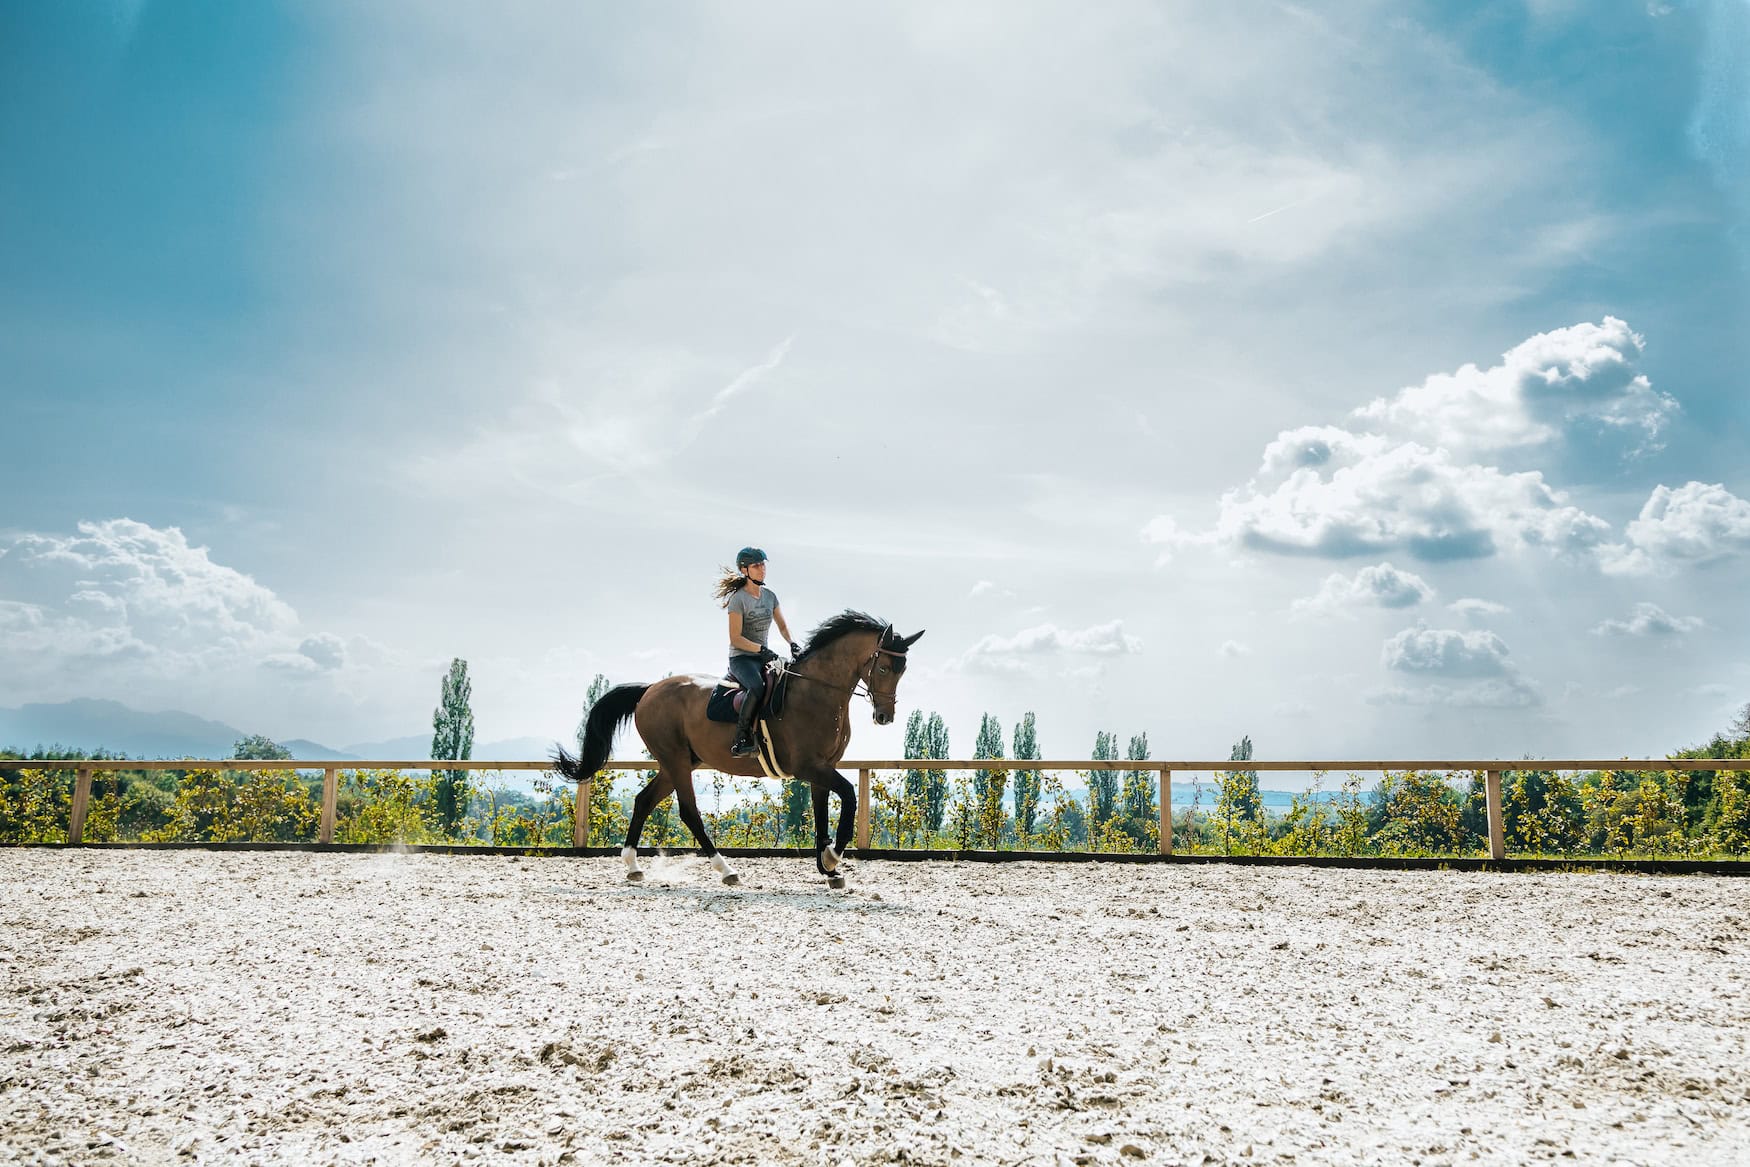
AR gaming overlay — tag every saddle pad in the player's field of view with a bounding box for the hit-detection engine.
[705,665,790,724]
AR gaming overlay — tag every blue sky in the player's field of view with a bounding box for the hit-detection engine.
[2,1,1747,772]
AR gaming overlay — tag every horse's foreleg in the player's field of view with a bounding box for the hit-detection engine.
[829,771,857,858]
[806,774,850,888]
[810,782,834,872]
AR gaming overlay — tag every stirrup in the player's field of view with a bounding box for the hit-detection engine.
[730,731,757,758]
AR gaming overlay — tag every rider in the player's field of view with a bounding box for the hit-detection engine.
[716,547,801,757]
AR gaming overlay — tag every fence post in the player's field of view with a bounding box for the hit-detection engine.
[856,768,872,850]
[319,767,339,844]
[68,766,94,845]
[1485,769,1506,861]
[1158,766,1173,855]
[574,778,592,848]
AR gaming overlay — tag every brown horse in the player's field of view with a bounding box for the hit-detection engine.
[553,611,923,887]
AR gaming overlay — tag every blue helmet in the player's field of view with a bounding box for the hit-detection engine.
[736,546,767,569]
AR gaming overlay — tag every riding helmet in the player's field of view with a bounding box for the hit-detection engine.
[736,546,767,569]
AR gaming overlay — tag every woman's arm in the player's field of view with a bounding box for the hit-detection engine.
[728,610,763,654]
[773,606,800,656]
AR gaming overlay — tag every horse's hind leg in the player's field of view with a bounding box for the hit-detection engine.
[622,771,675,882]
[671,768,740,886]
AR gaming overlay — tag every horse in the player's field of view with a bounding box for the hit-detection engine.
[553,611,923,888]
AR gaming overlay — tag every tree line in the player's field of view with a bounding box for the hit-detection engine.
[4,668,1748,858]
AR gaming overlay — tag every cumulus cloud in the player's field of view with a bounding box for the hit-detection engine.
[1382,625,1513,677]
[0,520,297,670]
[1591,603,1704,639]
[1291,562,1433,617]
[1600,481,1750,575]
[1193,433,1609,562]
[1372,623,1542,707]
[1142,319,1671,570]
[1220,640,1252,658]
[0,519,359,705]
[1351,317,1675,457]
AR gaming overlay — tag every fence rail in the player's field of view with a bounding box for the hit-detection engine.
[5,756,1748,857]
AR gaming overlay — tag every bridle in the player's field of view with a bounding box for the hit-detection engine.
[785,631,908,709]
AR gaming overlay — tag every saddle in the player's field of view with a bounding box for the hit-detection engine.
[705,662,790,724]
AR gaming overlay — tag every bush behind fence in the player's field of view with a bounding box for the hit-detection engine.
[4,762,1749,859]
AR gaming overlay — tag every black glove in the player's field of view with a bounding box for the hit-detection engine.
[757,646,779,664]
[790,641,803,660]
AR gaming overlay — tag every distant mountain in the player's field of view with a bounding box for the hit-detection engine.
[0,699,251,760]
[0,700,357,762]
[0,699,561,767]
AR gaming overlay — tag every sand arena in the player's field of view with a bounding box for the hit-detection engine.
[2,850,1747,1166]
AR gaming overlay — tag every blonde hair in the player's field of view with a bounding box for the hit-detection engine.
[712,566,749,608]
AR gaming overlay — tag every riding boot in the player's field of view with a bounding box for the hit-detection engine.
[731,703,758,758]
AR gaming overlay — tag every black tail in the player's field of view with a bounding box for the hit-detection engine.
[552,683,650,781]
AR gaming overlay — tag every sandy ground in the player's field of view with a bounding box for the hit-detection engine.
[1,851,1747,1167]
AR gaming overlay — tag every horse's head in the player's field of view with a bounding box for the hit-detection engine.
[867,627,924,725]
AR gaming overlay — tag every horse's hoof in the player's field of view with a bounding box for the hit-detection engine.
[626,870,644,883]
[828,875,847,890]
[722,873,741,887]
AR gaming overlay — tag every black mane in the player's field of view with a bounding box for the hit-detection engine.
[795,610,890,663]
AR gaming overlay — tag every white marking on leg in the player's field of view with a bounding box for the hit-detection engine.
[711,853,736,878]
[622,846,641,874]
[820,844,840,873]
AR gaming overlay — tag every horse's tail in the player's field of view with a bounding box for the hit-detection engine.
[553,683,650,781]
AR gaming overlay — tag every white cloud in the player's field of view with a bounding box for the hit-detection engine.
[1374,623,1541,707]
[0,520,395,729]
[1220,640,1252,658]
[1449,597,1510,622]
[1141,319,1681,571]
[0,520,297,674]
[1591,602,1704,639]
[1382,624,1513,677]
[964,620,1142,659]
[1291,562,1433,617]
[1351,317,1674,457]
[1600,481,1750,575]
[1178,432,1612,562]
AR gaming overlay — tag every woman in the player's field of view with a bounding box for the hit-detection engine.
[715,547,801,757]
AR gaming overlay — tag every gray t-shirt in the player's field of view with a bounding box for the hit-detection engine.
[728,586,779,657]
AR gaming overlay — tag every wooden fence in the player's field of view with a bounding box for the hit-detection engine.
[6,757,1750,858]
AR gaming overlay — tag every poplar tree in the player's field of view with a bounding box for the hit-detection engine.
[903,711,929,844]
[1122,731,1156,844]
[431,658,475,834]
[973,712,1007,845]
[924,712,950,833]
[574,673,612,753]
[1012,712,1041,838]
[1088,731,1119,828]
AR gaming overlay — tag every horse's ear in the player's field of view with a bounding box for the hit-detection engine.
[901,629,925,648]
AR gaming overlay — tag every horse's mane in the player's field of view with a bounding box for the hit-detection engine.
[795,610,888,664]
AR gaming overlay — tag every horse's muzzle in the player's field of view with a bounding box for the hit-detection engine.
[873,708,895,726]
